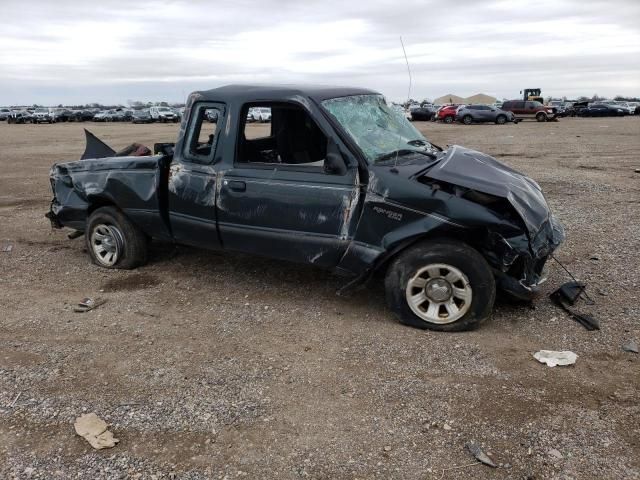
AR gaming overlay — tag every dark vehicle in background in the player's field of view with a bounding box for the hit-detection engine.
[52,109,74,122]
[455,105,516,125]
[71,110,97,122]
[548,101,569,118]
[47,85,564,333]
[0,108,11,121]
[565,101,589,117]
[132,110,153,124]
[577,104,626,117]
[501,100,557,122]
[410,105,437,121]
[435,105,460,123]
[7,110,34,124]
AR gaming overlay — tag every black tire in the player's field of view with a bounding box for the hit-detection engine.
[85,206,148,269]
[444,115,454,124]
[462,115,473,125]
[385,239,496,332]
[495,115,507,125]
[536,112,546,122]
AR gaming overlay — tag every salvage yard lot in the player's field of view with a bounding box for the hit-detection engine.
[1,118,639,479]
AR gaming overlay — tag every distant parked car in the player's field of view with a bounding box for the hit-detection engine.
[205,109,219,123]
[150,106,178,123]
[548,101,569,118]
[7,110,34,124]
[565,101,589,117]
[410,106,436,121]
[0,108,11,121]
[435,105,460,124]
[610,102,635,114]
[131,110,153,124]
[93,110,115,122]
[501,100,558,122]
[33,107,55,124]
[577,104,626,117]
[456,105,516,125]
[249,107,272,122]
[71,110,96,122]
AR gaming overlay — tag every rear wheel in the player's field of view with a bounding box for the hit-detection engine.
[462,115,473,125]
[536,112,547,122]
[85,207,148,269]
[385,240,496,332]
[443,115,454,124]
[495,115,507,124]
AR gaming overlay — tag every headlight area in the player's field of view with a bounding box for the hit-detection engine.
[481,217,565,300]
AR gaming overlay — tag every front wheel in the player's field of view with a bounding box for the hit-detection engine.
[385,240,496,331]
[462,115,473,125]
[495,115,507,124]
[443,115,454,124]
[536,112,547,122]
[85,207,148,269]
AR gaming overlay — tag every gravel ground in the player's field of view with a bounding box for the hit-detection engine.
[0,117,639,479]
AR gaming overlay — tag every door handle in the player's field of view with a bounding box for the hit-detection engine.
[225,180,246,192]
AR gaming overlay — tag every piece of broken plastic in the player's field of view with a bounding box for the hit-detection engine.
[74,413,119,449]
[533,350,577,367]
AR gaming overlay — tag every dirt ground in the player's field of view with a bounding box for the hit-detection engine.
[1,117,639,479]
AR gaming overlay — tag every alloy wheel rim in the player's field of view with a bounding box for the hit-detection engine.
[405,263,472,324]
[90,224,123,267]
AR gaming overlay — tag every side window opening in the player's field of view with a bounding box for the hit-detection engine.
[237,103,328,169]
[184,104,223,163]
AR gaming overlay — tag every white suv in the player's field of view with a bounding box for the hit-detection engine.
[149,106,178,123]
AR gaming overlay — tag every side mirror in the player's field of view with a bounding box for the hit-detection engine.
[324,139,348,175]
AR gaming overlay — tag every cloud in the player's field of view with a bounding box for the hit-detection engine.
[0,0,638,104]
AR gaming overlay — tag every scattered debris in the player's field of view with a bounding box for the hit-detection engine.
[589,254,600,260]
[74,413,119,449]
[443,423,452,431]
[466,442,497,468]
[383,445,392,452]
[73,297,106,313]
[634,168,640,173]
[1,244,13,252]
[534,350,577,367]
[9,391,22,407]
[438,461,482,479]
[622,340,639,354]
[550,281,599,330]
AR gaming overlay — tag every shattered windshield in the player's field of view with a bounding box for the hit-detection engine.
[322,94,435,163]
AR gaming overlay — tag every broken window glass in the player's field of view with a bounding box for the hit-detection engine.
[321,94,433,163]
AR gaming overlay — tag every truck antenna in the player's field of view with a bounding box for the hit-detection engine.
[393,36,412,172]
[400,36,412,103]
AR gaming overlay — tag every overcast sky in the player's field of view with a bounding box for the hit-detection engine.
[1,0,639,105]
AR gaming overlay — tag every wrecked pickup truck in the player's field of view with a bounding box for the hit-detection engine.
[47,85,564,331]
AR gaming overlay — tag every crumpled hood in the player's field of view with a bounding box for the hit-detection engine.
[424,146,551,237]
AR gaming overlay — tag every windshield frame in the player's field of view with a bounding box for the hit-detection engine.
[319,94,435,165]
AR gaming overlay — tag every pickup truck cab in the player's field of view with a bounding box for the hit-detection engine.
[47,85,564,331]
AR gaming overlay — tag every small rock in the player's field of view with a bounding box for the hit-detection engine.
[443,423,452,431]
[383,445,392,452]
[548,448,563,459]
[466,441,497,468]
[622,340,639,354]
